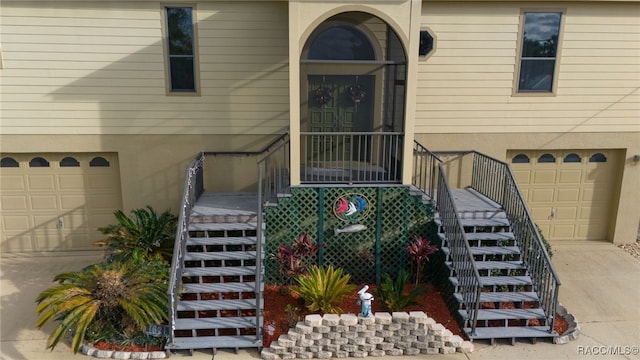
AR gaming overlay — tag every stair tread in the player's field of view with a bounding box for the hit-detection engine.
[464,232,515,241]
[188,236,258,246]
[450,276,532,287]
[459,308,546,320]
[460,218,510,227]
[473,261,526,270]
[167,335,262,350]
[184,251,260,261]
[189,223,257,231]
[175,316,261,329]
[177,299,262,311]
[464,326,557,339]
[182,282,262,293]
[182,266,257,277]
[442,246,520,256]
[454,291,539,303]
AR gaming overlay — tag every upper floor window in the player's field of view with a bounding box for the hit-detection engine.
[516,12,562,94]
[164,6,197,93]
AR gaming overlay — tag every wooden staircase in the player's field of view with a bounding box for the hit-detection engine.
[168,193,263,354]
[438,188,557,344]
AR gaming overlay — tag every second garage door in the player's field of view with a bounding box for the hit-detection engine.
[508,149,620,241]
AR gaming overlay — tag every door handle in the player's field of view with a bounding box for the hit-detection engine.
[549,207,556,220]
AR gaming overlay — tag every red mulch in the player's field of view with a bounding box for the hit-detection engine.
[263,282,463,346]
[93,341,163,352]
[263,283,569,347]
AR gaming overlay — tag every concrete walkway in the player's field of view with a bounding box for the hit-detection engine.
[1,241,639,360]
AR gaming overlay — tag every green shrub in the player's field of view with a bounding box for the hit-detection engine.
[292,265,356,314]
[375,269,425,312]
[35,252,169,353]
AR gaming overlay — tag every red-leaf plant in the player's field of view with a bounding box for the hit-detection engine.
[406,234,439,286]
[271,233,321,286]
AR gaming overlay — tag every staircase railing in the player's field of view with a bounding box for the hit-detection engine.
[436,163,483,336]
[167,152,204,349]
[470,151,561,332]
[412,140,442,200]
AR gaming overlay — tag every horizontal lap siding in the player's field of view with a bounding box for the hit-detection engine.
[0,1,290,135]
[417,2,640,134]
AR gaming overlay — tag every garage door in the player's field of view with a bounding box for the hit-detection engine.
[1,153,122,251]
[508,150,620,241]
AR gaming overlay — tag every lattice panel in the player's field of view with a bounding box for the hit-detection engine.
[264,187,436,285]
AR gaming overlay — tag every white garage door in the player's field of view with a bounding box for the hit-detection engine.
[508,150,620,241]
[1,153,122,251]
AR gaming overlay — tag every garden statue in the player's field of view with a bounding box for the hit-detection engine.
[356,285,374,317]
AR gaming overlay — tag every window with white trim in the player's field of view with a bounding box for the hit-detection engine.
[516,11,562,93]
[164,6,197,93]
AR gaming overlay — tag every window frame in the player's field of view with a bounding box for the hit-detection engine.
[513,9,565,96]
[161,4,200,95]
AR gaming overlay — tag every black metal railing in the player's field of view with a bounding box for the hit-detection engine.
[436,163,483,335]
[167,152,204,349]
[470,151,561,332]
[412,140,442,200]
[300,132,403,184]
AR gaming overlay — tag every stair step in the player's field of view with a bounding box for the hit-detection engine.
[177,299,262,311]
[167,335,262,350]
[454,291,539,304]
[175,316,261,330]
[182,282,262,294]
[459,308,546,321]
[442,246,520,257]
[188,236,257,246]
[450,276,532,287]
[460,218,510,228]
[464,232,515,241]
[189,223,257,232]
[184,251,259,261]
[464,326,557,340]
[182,266,257,277]
[445,261,525,271]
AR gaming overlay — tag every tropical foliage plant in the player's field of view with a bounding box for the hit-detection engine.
[375,269,425,312]
[35,251,169,353]
[406,234,439,285]
[95,206,178,261]
[292,265,356,314]
[270,233,321,285]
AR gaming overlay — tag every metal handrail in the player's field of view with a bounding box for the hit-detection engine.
[436,163,483,335]
[470,151,561,332]
[166,152,204,349]
[412,140,442,200]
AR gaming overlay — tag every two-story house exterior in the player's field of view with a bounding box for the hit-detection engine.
[1,0,639,253]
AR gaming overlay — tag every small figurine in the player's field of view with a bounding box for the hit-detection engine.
[356,285,374,317]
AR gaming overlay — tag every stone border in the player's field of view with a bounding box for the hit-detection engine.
[80,343,168,359]
[261,312,473,359]
[554,303,580,344]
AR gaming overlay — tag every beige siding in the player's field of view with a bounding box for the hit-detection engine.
[417,1,640,134]
[0,1,290,135]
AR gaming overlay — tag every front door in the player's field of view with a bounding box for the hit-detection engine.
[307,75,374,163]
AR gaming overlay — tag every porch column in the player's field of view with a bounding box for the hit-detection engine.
[289,1,302,186]
[401,0,422,185]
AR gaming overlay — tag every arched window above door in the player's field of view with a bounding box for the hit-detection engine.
[307,25,375,61]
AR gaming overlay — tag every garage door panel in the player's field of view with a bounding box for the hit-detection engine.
[0,175,26,191]
[1,233,35,252]
[1,195,28,211]
[32,214,61,229]
[59,195,87,210]
[531,188,554,203]
[557,169,582,184]
[579,204,608,220]
[88,174,119,190]
[58,174,86,190]
[555,206,578,220]
[552,224,576,239]
[582,188,612,202]
[30,195,58,210]
[27,175,57,190]
[532,170,556,185]
[530,206,552,219]
[61,213,89,230]
[512,169,532,185]
[2,215,31,231]
[556,188,580,202]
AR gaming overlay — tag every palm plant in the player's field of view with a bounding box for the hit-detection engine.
[35,251,169,353]
[375,270,425,312]
[406,234,439,285]
[292,265,356,314]
[96,206,178,261]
